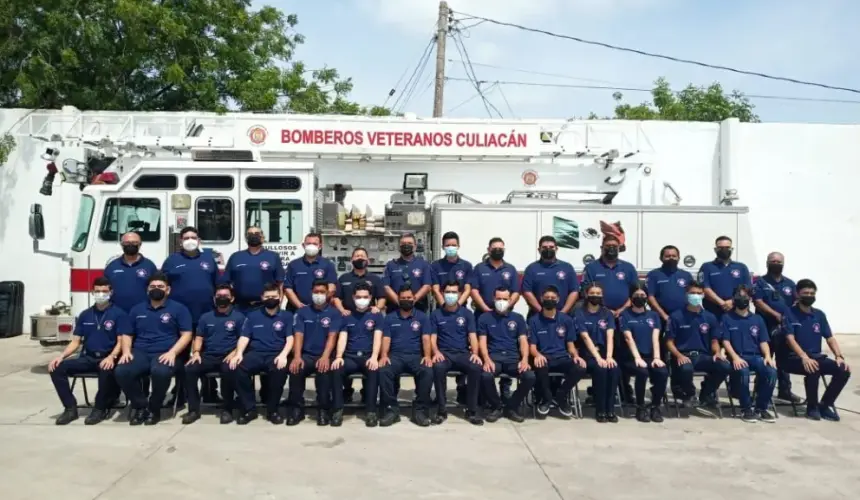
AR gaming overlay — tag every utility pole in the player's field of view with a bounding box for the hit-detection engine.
[432,1,449,117]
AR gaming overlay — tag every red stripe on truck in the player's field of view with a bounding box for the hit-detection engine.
[71,268,104,293]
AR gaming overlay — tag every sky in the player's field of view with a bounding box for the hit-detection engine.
[258,0,860,124]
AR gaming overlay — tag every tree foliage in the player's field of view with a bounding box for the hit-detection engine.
[0,133,14,165]
[602,77,759,122]
[0,0,388,115]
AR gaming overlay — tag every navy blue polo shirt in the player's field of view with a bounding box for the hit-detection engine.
[196,308,245,355]
[665,307,719,353]
[646,266,694,315]
[430,257,473,290]
[383,256,433,299]
[429,306,476,353]
[383,310,430,356]
[618,309,662,357]
[581,259,639,310]
[336,271,385,312]
[75,304,131,354]
[786,306,832,356]
[341,310,383,355]
[161,250,220,322]
[753,274,796,330]
[470,261,521,308]
[104,255,158,313]
[241,308,294,354]
[128,299,193,354]
[477,311,527,355]
[698,260,752,314]
[225,249,285,302]
[720,311,769,356]
[522,259,578,310]
[284,256,337,305]
[294,305,341,356]
[574,308,616,349]
[527,312,576,356]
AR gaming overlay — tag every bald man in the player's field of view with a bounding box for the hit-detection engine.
[103,232,159,313]
[752,251,802,404]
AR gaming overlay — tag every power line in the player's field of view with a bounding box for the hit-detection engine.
[446,82,500,114]
[447,59,630,86]
[450,30,504,118]
[451,11,860,95]
[390,35,436,113]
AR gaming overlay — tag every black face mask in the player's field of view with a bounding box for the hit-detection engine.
[631,296,647,308]
[489,249,505,260]
[148,289,165,301]
[587,295,603,306]
[662,259,678,270]
[400,244,414,256]
[603,247,618,259]
[540,298,558,310]
[716,248,732,260]
[352,259,367,270]
[215,296,231,308]
[540,248,556,260]
[734,296,750,309]
[122,244,140,256]
[262,298,280,309]
[798,296,816,307]
[399,300,414,311]
[767,263,783,275]
[246,235,262,247]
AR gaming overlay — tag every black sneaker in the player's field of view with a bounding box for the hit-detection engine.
[465,410,484,426]
[330,410,344,427]
[596,412,607,423]
[758,410,775,423]
[84,409,107,425]
[413,409,431,427]
[777,391,804,405]
[181,411,201,425]
[129,409,147,426]
[286,409,305,426]
[365,412,379,427]
[236,410,258,425]
[144,411,160,426]
[555,398,573,418]
[317,410,331,426]
[820,406,840,422]
[504,407,525,423]
[380,409,401,427]
[268,412,284,425]
[741,409,758,423]
[806,407,821,421]
[55,408,79,425]
[636,407,650,423]
[606,413,619,423]
[650,406,664,423]
[219,410,234,424]
[431,410,447,425]
[536,402,550,417]
[485,408,503,423]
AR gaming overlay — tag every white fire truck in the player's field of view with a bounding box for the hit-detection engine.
[16,107,751,344]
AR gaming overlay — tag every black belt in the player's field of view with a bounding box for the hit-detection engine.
[88,351,109,359]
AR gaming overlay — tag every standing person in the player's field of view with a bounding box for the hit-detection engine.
[574,283,622,423]
[48,277,126,425]
[103,231,158,313]
[430,231,473,307]
[698,236,751,319]
[752,251,802,404]
[646,245,694,324]
[522,236,579,317]
[781,279,851,421]
[225,227,284,313]
[383,233,433,313]
[283,232,337,311]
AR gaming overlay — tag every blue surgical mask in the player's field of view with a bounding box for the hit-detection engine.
[444,246,458,258]
[444,293,459,306]
[687,293,704,307]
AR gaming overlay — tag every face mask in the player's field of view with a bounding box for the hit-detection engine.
[352,259,367,270]
[148,289,166,301]
[586,295,603,306]
[767,263,783,275]
[540,298,557,310]
[687,293,704,307]
[444,246,458,258]
[399,300,414,311]
[182,239,199,252]
[734,296,750,309]
[716,248,732,260]
[400,244,414,256]
[798,296,816,307]
[93,292,110,304]
[540,248,556,260]
[304,244,319,257]
[121,244,139,256]
[489,249,504,260]
[494,300,509,313]
[631,296,647,308]
[444,293,459,306]
[312,293,327,306]
[262,298,280,309]
[603,247,618,259]
[214,296,231,308]
[662,259,678,270]
[247,234,262,246]
[354,298,371,310]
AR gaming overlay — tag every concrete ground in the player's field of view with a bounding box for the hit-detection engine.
[1,336,859,500]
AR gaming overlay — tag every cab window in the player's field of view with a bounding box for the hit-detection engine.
[71,195,96,251]
[196,198,233,242]
[245,199,302,243]
[99,198,161,242]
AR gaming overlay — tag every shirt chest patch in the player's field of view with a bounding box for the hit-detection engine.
[273,321,285,331]
[750,325,759,338]
[260,261,270,270]
[507,320,517,331]
[160,313,172,323]
[456,316,466,326]
[103,320,114,331]
[782,286,792,296]
[455,270,465,279]
[501,271,512,280]
[225,321,236,331]
[200,261,210,270]
[556,325,566,337]
[730,269,740,278]
[321,317,332,328]
[314,268,325,278]
[556,270,566,280]
[615,271,626,280]
[699,323,709,334]
[676,278,687,287]
[812,323,821,333]
[597,319,608,329]
[365,320,375,330]
[646,318,655,327]
[411,320,422,331]
[136,269,148,278]
[411,268,422,277]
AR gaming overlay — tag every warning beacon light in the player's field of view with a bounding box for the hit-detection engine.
[39,148,61,197]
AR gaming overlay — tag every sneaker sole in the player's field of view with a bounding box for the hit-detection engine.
[693,406,718,418]
[758,418,775,424]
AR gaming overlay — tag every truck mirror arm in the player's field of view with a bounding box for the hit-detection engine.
[31,240,73,264]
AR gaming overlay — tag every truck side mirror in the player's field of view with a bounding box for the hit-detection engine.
[29,203,45,240]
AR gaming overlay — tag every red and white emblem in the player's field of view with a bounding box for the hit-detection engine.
[410,321,421,331]
[160,313,171,323]
[273,321,284,331]
[750,325,759,337]
[812,323,821,333]
[557,271,566,280]
[411,268,422,277]
[365,320,375,330]
[616,271,625,280]
[103,320,114,330]
[677,278,686,287]
[502,271,511,280]
[456,316,466,326]
[731,269,741,278]
[782,286,792,296]
[260,261,270,270]
[699,323,710,333]
[248,125,267,145]
[314,269,325,278]
[136,269,148,278]
[225,321,236,331]
[507,320,517,330]
[598,319,607,329]
[200,261,210,270]
[556,326,566,337]
[321,317,331,327]
[455,270,465,279]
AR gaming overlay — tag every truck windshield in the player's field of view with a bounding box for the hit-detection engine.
[71,195,96,252]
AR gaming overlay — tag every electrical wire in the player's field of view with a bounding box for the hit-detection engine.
[450,29,504,118]
[390,35,435,112]
[446,82,500,114]
[496,85,517,118]
[451,11,860,95]
[447,59,631,86]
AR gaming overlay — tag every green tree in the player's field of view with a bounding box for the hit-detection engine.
[0,1,388,115]
[608,77,759,122]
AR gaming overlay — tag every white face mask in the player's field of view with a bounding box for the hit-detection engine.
[444,293,459,306]
[93,292,110,304]
[311,293,327,306]
[182,238,199,252]
[494,300,509,313]
[304,244,320,257]
[354,298,371,310]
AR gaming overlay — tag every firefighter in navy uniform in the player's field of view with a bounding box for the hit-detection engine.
[283,232,337,312]
[103,231,158,313]
[225,227,284,313]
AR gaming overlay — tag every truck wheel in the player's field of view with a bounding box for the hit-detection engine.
[39,341,51,347]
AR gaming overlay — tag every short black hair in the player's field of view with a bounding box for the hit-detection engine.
[659,245,679,260]
[215,283,234,295]
[442,280,460,292]
[733,284,751,296]
[488,237,504,246]
[351,247,368,257]
[538,235,556,246]
[179,226,198,238]
[442,231,459,244]
[262,282,281,294]
[92,276,111,289]
[583,282,604,295]
[311,279,329,290]
[796,279,817,292]
[493,286,511,298]
[304,232,322,242]
[353,282,372,295]
[541,285,559,296]
[686,280,704,291]
[715,235,732,245]
[399,233,416,243]
[629,281,647,297]
[147,272,169,286]
[397,284,413,295]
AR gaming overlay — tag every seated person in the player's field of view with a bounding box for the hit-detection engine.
[48,276,126,425]
[781,279,851,421]
[528,285,586,419]
[331,282,384,427]
[182,284,245,425]
[478,286,536,423]
[719,285,777,423]
[619,283,668,423]
[429,281,483,426]
[288,279,340,426]
[378,285,434,427]
[116,273,193,426]
[665,281,731,413]
[230,283,294,425]
[575,283,622,423]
